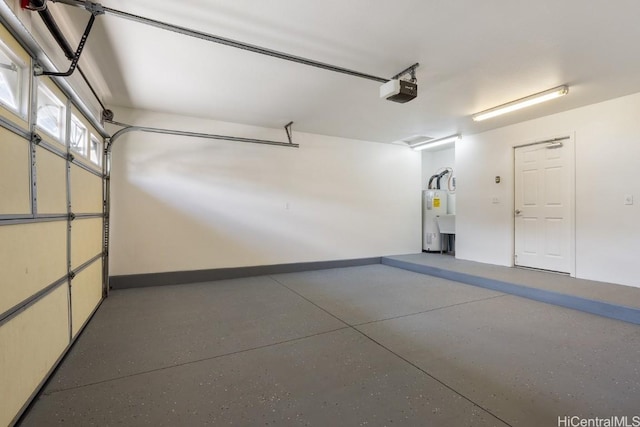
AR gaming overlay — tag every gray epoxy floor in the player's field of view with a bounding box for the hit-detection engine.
[21,264,640,426]
[387,253,640,309]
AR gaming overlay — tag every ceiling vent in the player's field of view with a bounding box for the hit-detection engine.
[400,135,433,145]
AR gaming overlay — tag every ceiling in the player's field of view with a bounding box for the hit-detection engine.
[48,0,640,143]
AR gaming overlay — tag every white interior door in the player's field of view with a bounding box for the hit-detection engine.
[514,138,574,273]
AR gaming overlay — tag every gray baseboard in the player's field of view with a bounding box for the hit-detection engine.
[382,257,640,326]
[110,257,382,289]
[111,255,640,325]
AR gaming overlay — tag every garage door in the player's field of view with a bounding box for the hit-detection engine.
[0,24,106,426]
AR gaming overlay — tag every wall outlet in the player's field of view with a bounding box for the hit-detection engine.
[624,194,633,205]
[492,197,500,204]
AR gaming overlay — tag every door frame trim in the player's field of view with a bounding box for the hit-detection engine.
[512,132,576,277]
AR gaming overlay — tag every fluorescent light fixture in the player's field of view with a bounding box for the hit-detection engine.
[472,85,569,122]
[410,134,460,151]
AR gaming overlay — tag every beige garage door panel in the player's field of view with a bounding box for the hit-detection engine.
[0,285,69,427]
[0,222,67,314]
[0,127,31,215]
[36,147,67,214]
[71,260,102,337]
[70,165,102,214]
[71,217,103,269]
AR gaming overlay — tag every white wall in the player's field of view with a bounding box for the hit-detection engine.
[422,147,456,214]
[108,108,421,275]
[457,92,640,287]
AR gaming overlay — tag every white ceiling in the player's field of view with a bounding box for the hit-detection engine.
[51,0,640,143]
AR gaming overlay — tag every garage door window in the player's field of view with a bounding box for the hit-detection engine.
[36,82,66,142]
[70,114,87,156]
[0,41,25,115]
[89,134,102,166]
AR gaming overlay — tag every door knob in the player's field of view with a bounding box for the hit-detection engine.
[515,209,522,215]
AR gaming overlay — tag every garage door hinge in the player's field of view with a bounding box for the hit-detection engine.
[68,271,76,280]
[67,153,75,161]
[68,212,76,221]
[31,132,42,145]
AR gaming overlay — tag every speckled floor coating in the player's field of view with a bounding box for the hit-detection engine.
[20,264,640,426]
[385,253,640,309]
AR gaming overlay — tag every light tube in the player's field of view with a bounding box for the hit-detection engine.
[410,134,460,151]
[472,85,569,122]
